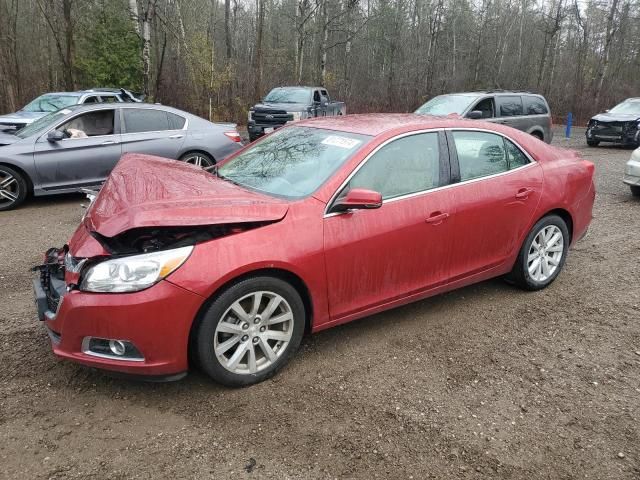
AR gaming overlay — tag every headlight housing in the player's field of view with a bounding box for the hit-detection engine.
[80,246,193,293]
[289,111,308,122]
[247,109,254,122]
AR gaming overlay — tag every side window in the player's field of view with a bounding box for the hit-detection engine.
[123,109,170,133]
[348,133,440,200]
[452,131,508,181]
[167,112,186,130]
[100,95,119,104]
[57,110,115,138]
[523,96,548,115]
[496,96,524,117]
[313,90,321,103]
[470,97,494,118]
[321,89,330,102]
[505,139,529,169]
[82,96,100,104]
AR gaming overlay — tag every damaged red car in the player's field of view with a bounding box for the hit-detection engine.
[33,114,595,386]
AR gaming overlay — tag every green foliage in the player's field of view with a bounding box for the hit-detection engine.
[75,0,142,90]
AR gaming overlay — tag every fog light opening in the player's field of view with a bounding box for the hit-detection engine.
[81,337,144,361]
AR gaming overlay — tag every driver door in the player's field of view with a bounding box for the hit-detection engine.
[323,131,456,320]
[33,108,122,191]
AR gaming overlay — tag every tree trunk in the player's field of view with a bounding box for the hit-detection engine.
[62,0,75,90]
[319,0,328,86]
[593,0,620,109]
[253,0,265,99]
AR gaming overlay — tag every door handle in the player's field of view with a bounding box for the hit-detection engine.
[515,188,534,199]
[169,134,184,139]
[101,140,118,145]
[425,212,450,224]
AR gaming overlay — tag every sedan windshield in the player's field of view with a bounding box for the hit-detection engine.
[218,127,370,198]
[609,100,640,115]
[263,88,311,104]
[415,95,476,116]
[15,110,73,139]
[22,94,80,113]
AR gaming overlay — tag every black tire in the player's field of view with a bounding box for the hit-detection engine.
[0,165,28,211]
[530,131,544,141]
[195,276,305,387]
[506,214,570,291]
[587,139,599,147]
[179,151,215,169]
[630,185,640,197]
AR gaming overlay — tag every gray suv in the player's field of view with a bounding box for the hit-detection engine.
[415,91,553,143]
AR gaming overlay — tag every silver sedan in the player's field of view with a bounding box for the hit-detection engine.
[624,147,640,197]
[0,103,243,210]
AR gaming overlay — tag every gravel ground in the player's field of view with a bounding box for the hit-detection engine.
[1,127,639,479]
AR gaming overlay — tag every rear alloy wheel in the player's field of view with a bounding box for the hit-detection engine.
[631,185,640,197]
[196,276,305,386]
[507,215,569,291]
[180,152,215,169]
[0,165,28,211]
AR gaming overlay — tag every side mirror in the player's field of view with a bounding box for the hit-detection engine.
[466,110,483,120]
[332,188,383,213]
[604,109,610,113]
[47,130,65,142]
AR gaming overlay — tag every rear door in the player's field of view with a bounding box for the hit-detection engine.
[33,108,122,190]
[323,131,456,320]
[120,107,187,159]
[494,96,527,132]
[445,129,543,281]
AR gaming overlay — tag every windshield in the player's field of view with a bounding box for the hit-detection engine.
[415,95,477,116]
[15,110,72,139]
[218,126,370,199]
[22,94,80,113]
[263,88,311,104]
[609,100,640,115]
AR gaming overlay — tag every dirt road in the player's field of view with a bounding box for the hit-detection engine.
[1,128,639,479]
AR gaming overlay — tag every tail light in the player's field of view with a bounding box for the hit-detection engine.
[224,131,242,143]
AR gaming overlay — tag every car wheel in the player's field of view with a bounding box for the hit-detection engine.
[180,152,215,169]
[530,131,543,141]
[631,185,640,197]
[195,276,305,387]
[0,165,28,211]
[507,215,569,291]
[587,140,599,147]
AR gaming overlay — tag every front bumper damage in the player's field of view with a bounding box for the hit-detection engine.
[32,247,204,380]
[586,121,640,145]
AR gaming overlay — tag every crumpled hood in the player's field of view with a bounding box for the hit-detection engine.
[83,153,289,238]
[253,102,309,112]
[0,110,45,125]
[591,112,640,123]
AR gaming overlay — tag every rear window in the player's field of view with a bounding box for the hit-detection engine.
[523,96,549,115]
[497,96,524,117]
[123,109,169,133]
[168,112,186,129]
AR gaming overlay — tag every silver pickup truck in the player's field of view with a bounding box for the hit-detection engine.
[247,86,346,142]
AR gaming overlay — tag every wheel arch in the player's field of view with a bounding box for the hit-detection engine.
[534,207,574,243]
[187,267,314,364]
[178,149,216,163]
[0,161,34,195]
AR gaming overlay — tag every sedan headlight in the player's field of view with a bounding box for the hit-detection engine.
[80,246,193,293]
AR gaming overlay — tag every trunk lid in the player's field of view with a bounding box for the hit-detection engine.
[83,153,289,238]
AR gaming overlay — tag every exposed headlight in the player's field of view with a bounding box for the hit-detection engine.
[247,109,253,122]
[80,246,193,293]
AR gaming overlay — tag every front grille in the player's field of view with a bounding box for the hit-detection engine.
[40,267,62,313]
[592,121,626,136]
[252,109,293,125]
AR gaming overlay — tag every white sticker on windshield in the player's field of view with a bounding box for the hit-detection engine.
[321,135,361,149]
[59,109,72,115]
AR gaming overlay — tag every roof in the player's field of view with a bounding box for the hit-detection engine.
[65,102,184,115]
[296,113,478,136]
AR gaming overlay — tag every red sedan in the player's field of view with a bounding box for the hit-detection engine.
[33,114,595,386]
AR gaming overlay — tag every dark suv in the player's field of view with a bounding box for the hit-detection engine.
[415,91,553,143]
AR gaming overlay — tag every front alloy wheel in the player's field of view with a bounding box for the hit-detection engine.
[0,165,28,211]
[196,276,305,386]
